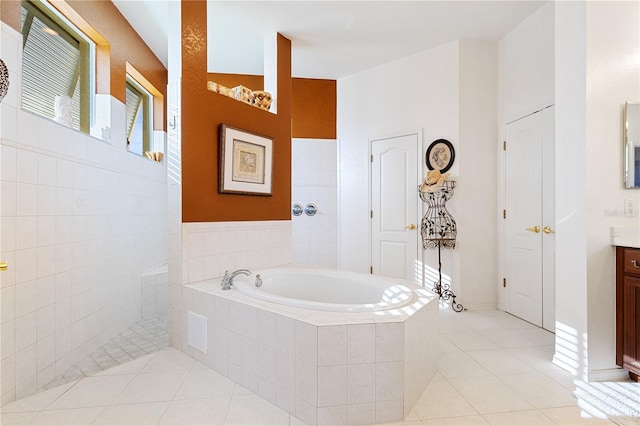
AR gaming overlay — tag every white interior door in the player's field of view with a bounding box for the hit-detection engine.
[541,106,555,331]
[505,107,555,330]
[370,133,419,281]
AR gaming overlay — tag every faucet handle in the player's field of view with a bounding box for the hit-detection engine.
[221,270,229,286]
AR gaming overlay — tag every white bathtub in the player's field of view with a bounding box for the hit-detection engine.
[232,267,416,312]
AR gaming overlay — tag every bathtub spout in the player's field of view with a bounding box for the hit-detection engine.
[221,269,251,290]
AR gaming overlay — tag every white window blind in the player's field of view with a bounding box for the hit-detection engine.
[21,1,82,130]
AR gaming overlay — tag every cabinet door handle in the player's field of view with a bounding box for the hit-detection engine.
[525,226,540,233]
[632,260,640,269]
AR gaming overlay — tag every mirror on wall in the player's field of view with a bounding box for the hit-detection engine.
[625,102,640,188]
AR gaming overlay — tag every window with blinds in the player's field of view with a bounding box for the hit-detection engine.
[126,77,152,156]
[20,0,93,132]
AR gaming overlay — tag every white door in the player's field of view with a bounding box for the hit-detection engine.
[505,106,555,330]
[370,133,419,281]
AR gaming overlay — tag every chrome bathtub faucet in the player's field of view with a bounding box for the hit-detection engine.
[221,269,251,290]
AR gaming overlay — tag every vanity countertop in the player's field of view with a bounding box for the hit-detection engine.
[612,240,640,249]
[610,227,640,249]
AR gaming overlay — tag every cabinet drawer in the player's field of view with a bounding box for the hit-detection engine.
[624,249,640,274]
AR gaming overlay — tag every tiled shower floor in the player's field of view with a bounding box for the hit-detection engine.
[42,317,168,391]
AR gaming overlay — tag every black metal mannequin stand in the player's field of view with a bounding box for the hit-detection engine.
[419,181,463,312]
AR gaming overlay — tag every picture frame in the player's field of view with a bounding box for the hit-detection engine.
[426,139,455,173]
[219,124,273,196]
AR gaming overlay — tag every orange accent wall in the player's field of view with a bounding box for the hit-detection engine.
[65,0,167,130]
[208,73,336,139]
[1,0,20,32]
[292,78,336,139]
[182,0,292,222]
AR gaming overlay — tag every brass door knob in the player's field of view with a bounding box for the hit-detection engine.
[405,224,416,230]
[0,262,7,271]
[543,226,555,234]
[525,226,541,233]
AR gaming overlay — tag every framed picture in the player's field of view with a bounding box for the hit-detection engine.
[219,124,273,196]
[426,139,455,173]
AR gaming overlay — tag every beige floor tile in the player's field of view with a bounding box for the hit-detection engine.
[444,332,499,352]
[46,374,135,410]
[423,415,488,425]
[113,371,189,404]
[482,409,555,425]
[540,406,616,425]
[438,352,492,379]
[466,349,532,375]
[174,368,236,400]
[290,415,307,425]
[372,420,424,426]
[224,394,291,425]
[481,328,555,349]
[1,381,76,413]
[497,371,578,409]
[412,375,479,419]
[26,407,105,425]
[142,347,196,372]
[0,411,38,426]
[92,401,169,425]
[158,397,230,425]
[448,375,534,414]
[93,353,155,376]
[439,335,462,353]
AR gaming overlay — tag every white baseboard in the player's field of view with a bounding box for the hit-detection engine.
[588,367,630,382]
[460,303,498,311]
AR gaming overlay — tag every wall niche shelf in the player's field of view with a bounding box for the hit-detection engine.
[207,81,272,113]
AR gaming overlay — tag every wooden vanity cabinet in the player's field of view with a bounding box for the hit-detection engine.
[615,246,640,381]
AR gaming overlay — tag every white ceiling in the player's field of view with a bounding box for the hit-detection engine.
[113,1,544,79]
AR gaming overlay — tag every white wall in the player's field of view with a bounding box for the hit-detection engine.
[0,22,168,404]
[498,2,554,310]
[457,40,499,309]
[585,0,640,377]
[499,3,554,125]
[338,40,499,309]
[338,42,459,277]
[291,138,337,268]
[554,1,589,379]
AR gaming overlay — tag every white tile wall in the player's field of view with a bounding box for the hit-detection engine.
[141,266,169,319]
[180,221,292,286]
[291,139,338,268]
[0,23,168,405]
[176,281,438,425]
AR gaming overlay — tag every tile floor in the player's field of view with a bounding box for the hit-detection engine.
[2,308,639,425]
[42,317,169,391]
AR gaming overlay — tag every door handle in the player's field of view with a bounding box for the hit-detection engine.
[405,224,416,230]
[543,226,555,234]
[0,262,7,271]
[525,226,540,233]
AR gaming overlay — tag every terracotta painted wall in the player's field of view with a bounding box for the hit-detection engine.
[182,0,292,222]
[1,0,21,32]
[208,73,336,139]
[292,78,336,139]
[1,0,167,130]
[65,0,167,130]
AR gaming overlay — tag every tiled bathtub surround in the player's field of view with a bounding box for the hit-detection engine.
[172,221,293,354]
[175,278,438,425]
[0,23,168,405]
